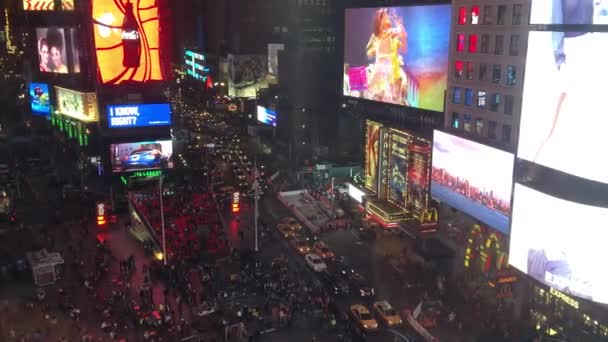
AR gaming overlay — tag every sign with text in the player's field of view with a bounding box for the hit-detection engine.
[107,104,171,128]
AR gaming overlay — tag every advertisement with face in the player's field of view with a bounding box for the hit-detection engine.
[530,0,608,25]
[92,0,168,84]
[343,5,451,111]
[509,184,608,304]
[407,139,431,213]
[23,0,74,11]
[431,130,514,234]
[55,86,99,122]
[519,31,608,184]
[388,131,408,206]
[36,27,79,74]
[365,121,382,192]
[110,140,173,173]
[29,83,50,114]
[107,104,171,128]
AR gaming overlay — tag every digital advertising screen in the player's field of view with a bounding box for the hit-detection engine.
[431,130,514,234]
[530,0,608,25]
[110,140,173,173]
[107,104,171,128]
[29,82,51,114]
[55,86,99,123]
[519,31,608,184]
[227,54,269,98]
[36,27,80,74]
[185,50,210,81]
[256,105,277,127]
[92,0,168,84]
[388,130,408,206]
[407,138,431,213]
[268,43,285,76]
[343,5,451,111]
[509,183,608,304]
[365,120,382,192]
[23,0,74,11]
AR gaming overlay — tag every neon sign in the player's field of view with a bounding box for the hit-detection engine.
[550,287,580,309]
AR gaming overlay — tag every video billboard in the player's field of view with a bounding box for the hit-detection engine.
[23,0,74,11]
[227,54,269,98]
[185,50,210,81]
[509,184,608,304]
[110,140,173,173]
[54,86,99,122]
[365,120,382,192]
[92,0,168,84]
[256,105,277,127]
[268,43,285,76]
[530,1,608,25]
[431,130,514,234]
[29,83,51,114]
[388,130,408,205]
[407,137,432,213]
[36,27,80,74]
[343,5,451,111]
[107,104,171,128]
[519,31,608,184]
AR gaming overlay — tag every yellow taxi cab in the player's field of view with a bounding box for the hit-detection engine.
[289,236,311,255]
[373,300,402,327]
[276,224,297,239]
[280,217,302,230]
[312,241,335,260]
[349,304,378,332]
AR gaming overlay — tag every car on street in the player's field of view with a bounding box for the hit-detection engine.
[373,301,402,327]
[304,253,327,272]
[276,224,297,239]
[348,272,375,298]
[312,241,335,260]
[320,272,350,296]
[280,217,302,230]
[289,236,311,255]
[333,257,356,278]
[349,304,378,332]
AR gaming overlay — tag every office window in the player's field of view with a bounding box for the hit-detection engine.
[451,112,460,129]
[509,35,520,56]
[471,6,480,24]
[456,34,465,52]
[497,5,506,25]
[458,7,467,25]
[452,87,462,104]
[464,114,472,132]
[483,6,494,25]
[491,93,501,112]
[504,95,514,115]
[512,4,523,25]
[488,120,497,139]
[502,125,512,144]
[477,91,486,108]
[480,34,489,54]
[455,61,464,78]
[492,64,501,83]
[468,34,478,53]
[475,118,484,135]
[466,62,474,80]
[479,63,488,81]
[507,65,516,86]
[494,35,504,55]
[465,88,474,106]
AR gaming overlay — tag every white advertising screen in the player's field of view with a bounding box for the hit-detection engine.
[519,31,608,183]
[509,184,608,304]
[530,1,608,25]
[431,130,514,234]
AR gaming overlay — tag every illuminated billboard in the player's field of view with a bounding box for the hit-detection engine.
[29,82,51,114]
[110,140,173,173]
[92,0,168,84]
[107,104,171,128]
[365,120,382,192]
[268,43,285,76]
[36,27,80,74]
[23,0,74,11]
[185,50,210,81]
[227,54,269,98]
[509,184,608,304]
[431,130,514,234]
[530,1,608,25]
[256,105,276,127]
[54,86,99,123]
[519,31,608,184]
[343,5,451,111]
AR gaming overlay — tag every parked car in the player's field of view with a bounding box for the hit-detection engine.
[349,304,378,332]
[304,253,327,272]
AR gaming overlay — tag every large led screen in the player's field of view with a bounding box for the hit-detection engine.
[519,31,608,184]
[29,83,50,114]
[23,0,74,11]
[92,0,168,84]
[509,184,608,304]
[185,50,210,81]
[110,140,173,173]
[55,86,99,123]
[36,27,80,74]
[108,104,171,128]
[256,106,277,127]
[431,130,514,234]
[227,54,269,98]
[343,5,451,111]
[388,131,408,205]
[530,1,608,25]
[365,121,382,192]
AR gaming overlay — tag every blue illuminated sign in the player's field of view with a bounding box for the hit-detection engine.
[107,104,171,128]
[257,105,277,127]
[29,82,51,114]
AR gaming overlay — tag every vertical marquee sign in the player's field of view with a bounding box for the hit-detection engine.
[377,128,391,200]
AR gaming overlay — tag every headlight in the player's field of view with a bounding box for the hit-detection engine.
[363,324,369,329]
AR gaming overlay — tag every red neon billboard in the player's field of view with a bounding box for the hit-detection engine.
[92,0,170,85]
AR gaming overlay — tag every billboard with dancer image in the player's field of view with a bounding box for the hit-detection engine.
[365,120,382,192]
